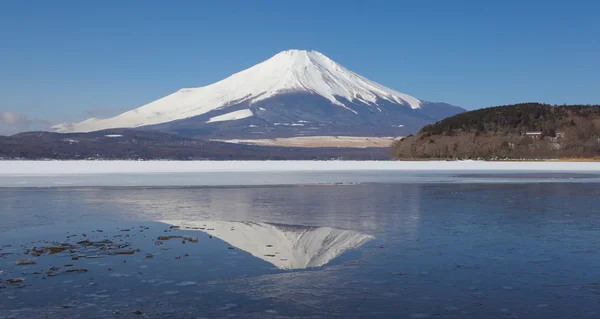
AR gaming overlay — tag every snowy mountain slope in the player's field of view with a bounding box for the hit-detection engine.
[161,220,373,270]
[53,50,464,135]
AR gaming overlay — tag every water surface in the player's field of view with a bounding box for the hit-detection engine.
[1,181,600,318]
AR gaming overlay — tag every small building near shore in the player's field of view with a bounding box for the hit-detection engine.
[524,131,543,139]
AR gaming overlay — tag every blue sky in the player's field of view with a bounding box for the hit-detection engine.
[1,0,599,133]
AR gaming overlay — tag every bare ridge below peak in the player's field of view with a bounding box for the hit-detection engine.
[53,50,464,137]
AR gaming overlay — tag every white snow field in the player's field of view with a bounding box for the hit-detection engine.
[206,109,254,123]
[52,50,422,133]
[1,161,600,187]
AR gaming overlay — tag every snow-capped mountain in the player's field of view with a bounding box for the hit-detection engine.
[162,220,373,270]
[54,50,464,136]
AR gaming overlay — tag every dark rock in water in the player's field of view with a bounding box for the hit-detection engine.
[228,246,235,250]
[113,250,136,255]
[31,246,69,256]
[156,235,199,243]
[16,258,37,266]
[132,310,143,315]
[65,268,88,273]
[6,278,24,284]
[145,254,154,259]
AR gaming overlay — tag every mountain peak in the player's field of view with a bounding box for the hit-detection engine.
[52,50,462,134]
[261,49,336,71]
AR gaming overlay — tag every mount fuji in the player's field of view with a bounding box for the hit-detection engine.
[53,50,464,137]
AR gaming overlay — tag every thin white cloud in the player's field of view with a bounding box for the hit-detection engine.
[0,111,52,135]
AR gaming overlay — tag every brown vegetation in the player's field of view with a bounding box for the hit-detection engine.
[391,103,600,160]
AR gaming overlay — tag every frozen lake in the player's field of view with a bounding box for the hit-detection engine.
[1,164,600,318]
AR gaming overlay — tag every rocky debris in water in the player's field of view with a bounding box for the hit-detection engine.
[30,245,70,256]
[47,267,88,277]
[169,226,180,229]
[76,240,94,246]
[132,310,143,315]
[156,235,199,243]
[112,250,136,255]
[79,255,103,259]
[121,229,131,232]
[66,268,88,274]
[184,253,190,257]
[16,258,37,266]
[227,246,235,250]
[6,278,24,285]
[145,254,154,259]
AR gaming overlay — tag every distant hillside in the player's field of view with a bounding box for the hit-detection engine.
[391,103,600,160]
[0,129,390,160]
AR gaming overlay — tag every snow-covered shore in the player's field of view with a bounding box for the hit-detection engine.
[1,161,599,187]
[1,160,600,175]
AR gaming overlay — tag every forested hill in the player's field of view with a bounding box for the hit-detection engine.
[392,103,600,160]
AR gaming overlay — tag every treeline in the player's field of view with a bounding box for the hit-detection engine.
[391,103,600,159]
[0,130,390,160]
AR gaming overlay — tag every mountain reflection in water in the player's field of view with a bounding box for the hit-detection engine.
[162,220,373,269]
